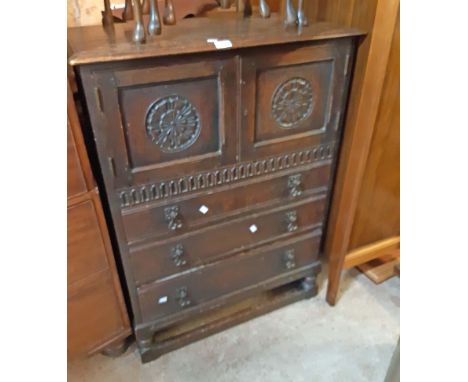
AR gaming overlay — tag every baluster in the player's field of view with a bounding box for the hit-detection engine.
[148,0,162,36]
[163,0,176,25]
[132,0,146,43]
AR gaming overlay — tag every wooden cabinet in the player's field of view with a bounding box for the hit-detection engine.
[67,81,131,358]
[68,15,362,363]
[306,0,400,304]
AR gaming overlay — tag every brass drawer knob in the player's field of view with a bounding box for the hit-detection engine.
[175,286,191,308]
[170,244,186,267]
[288,174,303,197]
[285,211,298,232]
[283,249,296,269]
[164,205,183,231]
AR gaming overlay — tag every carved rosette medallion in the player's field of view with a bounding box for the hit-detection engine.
[271,77,314,128]
[146,95,201,153]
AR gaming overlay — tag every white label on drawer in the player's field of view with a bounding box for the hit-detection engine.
[249,224,258,233]
[199,205,209,215]
[158,296,168,304]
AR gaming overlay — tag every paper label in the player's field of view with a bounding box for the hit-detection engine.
[206,38,233,50]
[158,296,168,304]
[199,205,209,215]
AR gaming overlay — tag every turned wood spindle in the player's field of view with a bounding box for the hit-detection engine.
[244,0,252,16]
[259,0,270,18]
[148,0,162,35]
[220,0,231,8]
[297,0,309,28]
[122,0,134,21]
[142,0,150,14]
[284,0,297,27]
[102,0,114,27]
[236,0,244,13]
[163,0,176,25]
[132,0,146,43]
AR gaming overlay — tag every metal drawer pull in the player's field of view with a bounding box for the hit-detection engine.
[288,174,303,197]
[285,211,298,232]
[249,224,258,233]
[164,205,183,231]
[283,249,296,269]
[170,244,186,267]
[175,286,191,308]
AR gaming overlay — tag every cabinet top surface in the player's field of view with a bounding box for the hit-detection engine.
[68,13,363,66]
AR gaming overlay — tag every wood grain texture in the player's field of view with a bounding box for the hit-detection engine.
[343,236,399,269]
[349,11,400,249]
[73,21,359,361]
[322,0,400,305]
[68,14,363,65]
[67,79,131,359]
[357,249,400,284]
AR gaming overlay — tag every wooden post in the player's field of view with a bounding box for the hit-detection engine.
[325,0,400,305]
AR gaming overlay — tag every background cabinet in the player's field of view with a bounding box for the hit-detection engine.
[67,80,131,358]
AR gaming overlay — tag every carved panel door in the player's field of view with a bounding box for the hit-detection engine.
[79,55,238,191]
[240,40,354,160]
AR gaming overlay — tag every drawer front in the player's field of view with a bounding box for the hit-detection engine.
[68,272,127,356]
[137,232,321,322]
[68,199,110,285]
[82,55,238,188]
[130,195,326,285]
[241,39,354,160]
[122,163,332,244]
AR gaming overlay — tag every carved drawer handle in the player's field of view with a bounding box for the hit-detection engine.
[170,244,186,267]
[283,249,296,270]
[285,211,298,232]
[175,286,191,308]
[164,205,183,231]
[288,174,303,197]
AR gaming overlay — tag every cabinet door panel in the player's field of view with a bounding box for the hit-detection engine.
[83,56,238,189]
[241,40,354,160]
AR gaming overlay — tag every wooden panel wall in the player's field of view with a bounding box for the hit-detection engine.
[349,12,400,249]
[305,0,400,304]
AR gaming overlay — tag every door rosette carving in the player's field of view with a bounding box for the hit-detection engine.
[146,95,201,153]
[271,77,314,128]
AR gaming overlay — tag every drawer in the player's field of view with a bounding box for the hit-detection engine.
[137,232,321,323]
[130,195,326,285]
[122,163,332,244]
[68,272,127,356]
[68,199,110,285]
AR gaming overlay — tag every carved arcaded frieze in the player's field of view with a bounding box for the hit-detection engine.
[118,142,335,208]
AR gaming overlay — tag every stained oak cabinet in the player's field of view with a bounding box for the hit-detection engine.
[68,15,363,363]
[67,80,131,358]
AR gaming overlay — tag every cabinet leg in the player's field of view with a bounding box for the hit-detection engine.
[100,336,133,358]
[301,275,318,298]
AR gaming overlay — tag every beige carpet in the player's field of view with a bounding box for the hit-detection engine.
[68,267,400,382]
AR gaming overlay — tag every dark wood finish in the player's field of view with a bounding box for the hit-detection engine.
[122,163,331,244]
[67,81,131,359]
[306,0,400,305]
[137,232,321,322]
[130,200,324,285]
[67,14,363,65]
[69,17,360,362]
[240,40,353,160]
